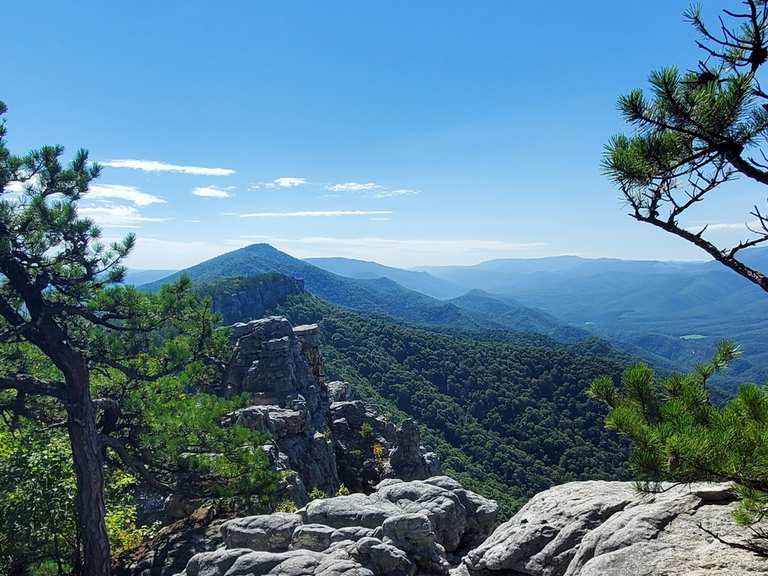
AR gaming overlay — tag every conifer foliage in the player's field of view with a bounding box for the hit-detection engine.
[0,102,278,575]
[589,341,768,548]
[604,1,768,291]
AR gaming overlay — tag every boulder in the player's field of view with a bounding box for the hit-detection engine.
[328,380,350,402]
[382,513,450,574]
[290,523,335,552]
[388,419,441,481]
[462,481,767,576]
[221,513,303,552]
[300,493,403,529]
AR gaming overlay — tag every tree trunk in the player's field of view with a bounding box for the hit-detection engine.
[66,372,111,576]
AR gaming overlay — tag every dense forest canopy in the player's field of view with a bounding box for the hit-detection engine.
[259,288,630,515]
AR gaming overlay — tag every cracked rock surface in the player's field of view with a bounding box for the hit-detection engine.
[174,476,497,576]
[458,481,767,576]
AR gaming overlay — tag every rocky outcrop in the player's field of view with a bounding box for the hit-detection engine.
[460,481,767,576]
[124,316,447,575]
[223,316,441,499]
[222,317,339,496]
[114,506,224,576]
[387,418,441,482]
[175,476,497,576]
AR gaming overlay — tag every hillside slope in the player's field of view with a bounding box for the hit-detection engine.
[249,288,628,514]
[142,243,478,327]
[420,249,768,390]
[198,274,630,515]
[306,256,465,299]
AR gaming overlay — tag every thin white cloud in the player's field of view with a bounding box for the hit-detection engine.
[101,159,235,176]
[250,177,307,190]
[79,205,169,228]
[113,237,249,269]
[88,184,165,206]
[193,185,232,198]
[327,182,381,192]
[235,210,393,218]
[273,177,306,188]
[686,220,760,232]
[375,188,419,198]
[114,234,549,269]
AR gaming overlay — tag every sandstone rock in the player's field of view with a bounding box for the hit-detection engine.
[300,493,403,529]
[382,513,450,574]
[330,526,377,544]
[388,419,441,481]
[114,506,223,576]
[328,380,350,402]
[223,317,341,495]
[290,523,335,552]
[462,481,767,576]
[209,275,304,326]
[221,513,303,552]
[326,537,414,576]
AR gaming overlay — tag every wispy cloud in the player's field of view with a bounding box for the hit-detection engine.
[375,188,419,198]
[327,182,381,192]
[101,159,235,176]
[192,185,232,198]
[5,175,42,194]
[88,184,166,206]
[234,210,393,218]
[114,237,250,269]
[79,205,170,228]
[686,220,760,232]
[250,177,307,190]
[273,177,306,188]
[326,181,420,198]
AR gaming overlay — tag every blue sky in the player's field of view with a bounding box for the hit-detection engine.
[5,0,763,268]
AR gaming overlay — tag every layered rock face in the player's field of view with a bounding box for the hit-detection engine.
[459,481,767,576]
[222,316,441,499]
[176,476,498,576]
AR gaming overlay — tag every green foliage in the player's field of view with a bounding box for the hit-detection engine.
[590,340,768,529]
[267,291,630,518]
[0,427,76,574]
[308,487,327,501]
[359,421,374,439]
[335,484,351,497]
[274,499,299,513]
[0,103,280,573]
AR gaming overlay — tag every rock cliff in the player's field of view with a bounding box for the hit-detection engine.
[220,316,441,501]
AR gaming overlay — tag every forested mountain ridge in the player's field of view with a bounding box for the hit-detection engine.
[305,256,465,299]
[196,274,630,516]
[142,243,586,343]
[313,251,768,390]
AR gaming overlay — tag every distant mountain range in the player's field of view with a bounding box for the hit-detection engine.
[305,249,768,390]
[139,244,584,342]
[136,243,768,391]
[413,250,768,388]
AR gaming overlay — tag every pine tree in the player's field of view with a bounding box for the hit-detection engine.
[604,1,768,291]
[0,101,279,574]
[589,341,768,549]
